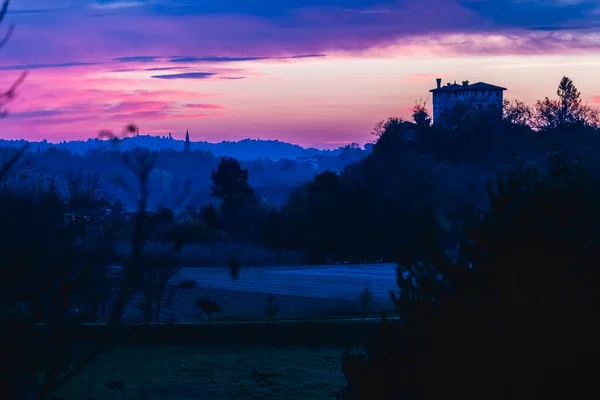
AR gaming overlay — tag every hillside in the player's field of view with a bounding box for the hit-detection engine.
[0,136,347,161]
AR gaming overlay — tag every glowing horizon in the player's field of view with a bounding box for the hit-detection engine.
[1,0,600,149]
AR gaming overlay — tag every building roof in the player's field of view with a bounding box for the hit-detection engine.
[429,81,507,92]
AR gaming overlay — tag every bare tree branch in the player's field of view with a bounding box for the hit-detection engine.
[0,4,14,50]
[0,144,28,178]
[36,145,153,399]
[0,1,28,118]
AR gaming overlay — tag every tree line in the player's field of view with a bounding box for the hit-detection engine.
[337,139,600,400]
[0,138,366,210]
[333,76,600,399]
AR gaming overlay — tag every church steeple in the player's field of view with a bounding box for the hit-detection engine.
[184,128,191,152]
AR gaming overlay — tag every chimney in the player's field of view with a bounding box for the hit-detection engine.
[436,78,441,89]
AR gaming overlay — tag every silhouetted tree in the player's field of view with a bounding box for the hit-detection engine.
[265,294,279,320]
[338,158,600,399]
[197,297,222,322]
[359,287,374,322]
[137,243,181,322]
[370,119,387,138]
[502,99,533,131]
[412,99,431,131]
[371,117,415,157]
[200,204,220,230]
[0,123,207,399]
[534,76,599,131]
[274,170,346,263]
[210,157,256,211]
[210,157,264,241]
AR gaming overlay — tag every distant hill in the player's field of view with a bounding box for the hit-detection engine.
[0,136,341,161]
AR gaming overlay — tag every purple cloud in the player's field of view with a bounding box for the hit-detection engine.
[8,109,64,118]
[150,72,218,79]
[166,54,326,63]
[113,56,160,63]
[0,62,102,70]
[3,0,599,69]
[183,103,224,109]
[144,66,190,71]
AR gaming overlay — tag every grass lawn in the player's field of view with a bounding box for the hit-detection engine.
[53,344,348,399]
[119,286,395,323]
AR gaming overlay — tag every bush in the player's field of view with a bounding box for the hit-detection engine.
[359,288,373,321]
[338,159,600,399]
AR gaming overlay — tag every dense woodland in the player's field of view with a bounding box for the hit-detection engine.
[3,0,600,396]
[0,139,367,209]
[4,76,599,265]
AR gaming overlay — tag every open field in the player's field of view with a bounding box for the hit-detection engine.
[118,264,399,322]
[52,344,348,400]
[173,264,398,301]
[121,286,396,322]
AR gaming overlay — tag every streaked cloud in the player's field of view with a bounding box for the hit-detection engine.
[113,56,160,63]
[183,103,224,109]
[89,1,147,10]
[144,66,189,71]
[0,62,103,70]
[150,72,217,79]
[167,54,327,63]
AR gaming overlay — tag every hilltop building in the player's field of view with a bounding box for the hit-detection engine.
[429,78,506,125]
[184,128,191,152]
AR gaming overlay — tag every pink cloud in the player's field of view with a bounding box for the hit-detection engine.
[1,69,225,140]
[104,101,174,114]
[183,103,225,109]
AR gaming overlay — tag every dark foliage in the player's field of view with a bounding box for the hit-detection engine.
[197,297,222,322]
[211,157,257,211]
[0,124,204,398]
[260,77,600,265]
[265,294,279,320]
[262,125,451,263]
[338,154,600,399]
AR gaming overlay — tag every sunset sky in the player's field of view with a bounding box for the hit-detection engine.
[1,0,600,148]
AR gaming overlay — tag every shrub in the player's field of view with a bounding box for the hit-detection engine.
[359,288,374,321]
[338,160,600,399]
[265,294,279,320]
